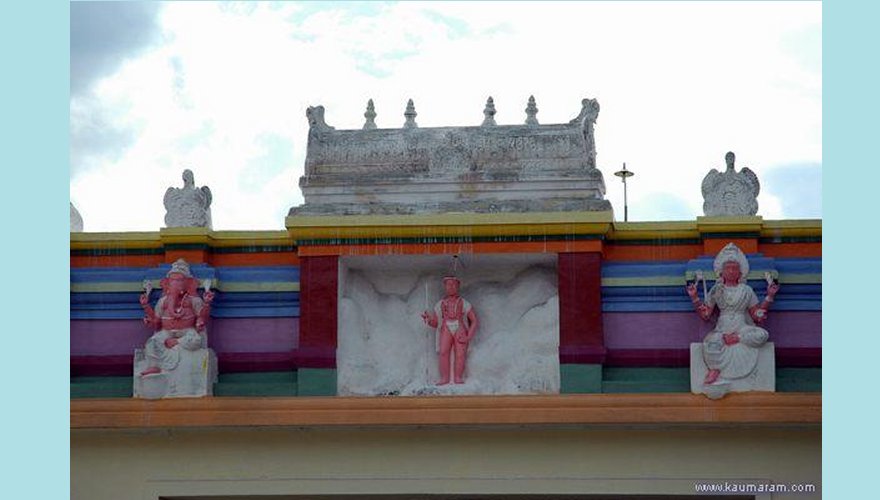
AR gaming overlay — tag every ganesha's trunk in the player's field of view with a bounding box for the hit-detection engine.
[168,291,185,312]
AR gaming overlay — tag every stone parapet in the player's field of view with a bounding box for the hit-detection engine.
[291,98,611,216]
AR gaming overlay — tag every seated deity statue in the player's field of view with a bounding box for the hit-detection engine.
[420,276,479,385]
[687,243,779,398]
[164,169,213,229]
[134,258,217,398]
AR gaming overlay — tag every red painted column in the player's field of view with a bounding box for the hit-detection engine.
[296,255,338,367]
[558,252,606,363]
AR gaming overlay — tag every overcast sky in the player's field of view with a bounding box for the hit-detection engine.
[70,1,821,231]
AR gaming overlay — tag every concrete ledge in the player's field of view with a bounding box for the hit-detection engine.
[71,392,820,429]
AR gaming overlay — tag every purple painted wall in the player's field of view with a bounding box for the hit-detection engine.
[71,318,299,356]
[603,311,822,349]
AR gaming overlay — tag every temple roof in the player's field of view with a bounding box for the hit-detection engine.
[290,97,611,216]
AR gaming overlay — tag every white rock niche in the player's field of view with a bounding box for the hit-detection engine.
[337,254,560,396]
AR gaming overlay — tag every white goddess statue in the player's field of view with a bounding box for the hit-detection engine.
[686,243,779,393]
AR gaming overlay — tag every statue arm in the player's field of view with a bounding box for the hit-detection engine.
[141,297,162,330]
[193,295,212,332]
[686,282,714,321]
[747,284,778,324]
[466,308,478,341]
[421,302,439,328]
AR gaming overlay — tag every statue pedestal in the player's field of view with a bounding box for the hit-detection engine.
[690,342,775,399]
[133,348,218,399]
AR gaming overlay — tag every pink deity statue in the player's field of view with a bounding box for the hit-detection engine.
[420,276,479,385]
[138,259,214,377]
[686,243,779,386]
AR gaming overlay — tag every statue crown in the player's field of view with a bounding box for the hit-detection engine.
[167,258,192,278]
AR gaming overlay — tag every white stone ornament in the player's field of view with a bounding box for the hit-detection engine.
[525,95,539,125]
[307,105,335,133]
[363,99,377,130]
[481,97,497,126]
[70,202,83,232]
[163,169,213,229]
[569,98,600,170]
[701,151,760,216]
[403,99,418,128]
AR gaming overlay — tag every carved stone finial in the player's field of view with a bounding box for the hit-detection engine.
[403,99,418,128]
[481,97,497,126]
[306,105,334,133]
[164,169,213,229]
[70,202,83,232]
[701,151,760,216]
[566,98,601,170]
[363,99,377,130]
[569,98,600,126]
[525,95,539,125]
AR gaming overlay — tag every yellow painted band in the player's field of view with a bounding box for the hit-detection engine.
[286,211,614,240]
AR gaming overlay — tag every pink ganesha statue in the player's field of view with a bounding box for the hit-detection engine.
[687,242,779,398]
[421,276,479,385]
[134,258,218,399]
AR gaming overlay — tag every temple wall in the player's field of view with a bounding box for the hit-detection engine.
[71,427,821,500]
[70,218,822,397]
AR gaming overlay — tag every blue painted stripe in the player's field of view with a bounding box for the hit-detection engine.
[71,291,300,320]
[601,283,821,312]
[71,265,300,283]
[602,262,688,278]
[775,258,822,274]
[601,257,821,278]
[216,266,300,282]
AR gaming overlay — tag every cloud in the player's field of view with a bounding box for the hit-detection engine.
[70,2,164,177]
[69,1,821,231]
[70,2,164,96]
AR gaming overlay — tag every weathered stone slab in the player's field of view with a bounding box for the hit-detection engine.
[290,99,611,216]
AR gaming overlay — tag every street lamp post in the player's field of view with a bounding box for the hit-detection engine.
[614,163,635,222]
